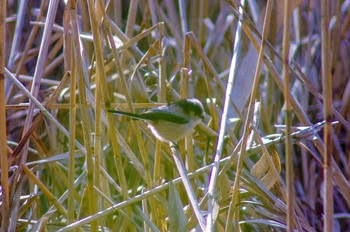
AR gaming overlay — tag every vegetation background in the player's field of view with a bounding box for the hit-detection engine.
[0,0,349,231]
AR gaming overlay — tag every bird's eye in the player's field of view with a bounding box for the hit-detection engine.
[190,111,201,117]
[189,110,202,118]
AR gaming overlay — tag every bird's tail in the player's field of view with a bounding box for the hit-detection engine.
[107,109,147,120]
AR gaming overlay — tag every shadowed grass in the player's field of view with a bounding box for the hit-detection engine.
[1,0,350,231]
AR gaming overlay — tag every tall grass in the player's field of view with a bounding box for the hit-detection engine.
[1,0,349,231]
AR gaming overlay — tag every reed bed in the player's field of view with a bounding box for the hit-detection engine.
[1,0,349,231]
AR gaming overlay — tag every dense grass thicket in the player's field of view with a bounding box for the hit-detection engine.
[1,0,349,231]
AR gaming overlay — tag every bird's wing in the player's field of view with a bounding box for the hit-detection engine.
[141,109,189,124]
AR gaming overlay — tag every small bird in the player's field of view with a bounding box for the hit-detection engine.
[108,98,204,143]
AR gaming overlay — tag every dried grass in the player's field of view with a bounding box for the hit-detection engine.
[1,0,350,231]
